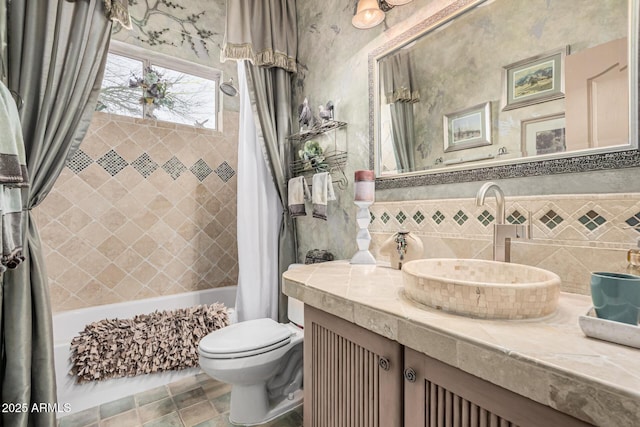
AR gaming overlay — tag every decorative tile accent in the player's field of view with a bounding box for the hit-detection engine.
[214,161,236,182]
[162,157,187,180]
[72,150,234,184]
[432,210,445,225]
[540,210,563,230]
[477,210,494,226]
[381,212,390,224]
[131,153,159,178]
[190,159,213,182]
[396,211,407,224]
[370,195,640,297]
[453,210,468,226]
[413,210,425,224]
[370,212,375,224]
[507,210,527,224]
[578,210,606,231]
[66,149,94,174]
[626,212,640,232]
[96,149,128,176]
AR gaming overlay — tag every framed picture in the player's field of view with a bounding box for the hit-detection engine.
[443,102,491,152]
[521,113,566,157]
[502,47,568,111]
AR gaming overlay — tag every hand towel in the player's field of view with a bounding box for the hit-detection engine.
[0,82,28,185]
[288,176,310,217]
[312,172,336,220]
[0,82,29,271]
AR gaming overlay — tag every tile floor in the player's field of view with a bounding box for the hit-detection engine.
[57,373,303,427]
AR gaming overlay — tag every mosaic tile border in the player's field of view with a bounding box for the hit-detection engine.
[372,150,640,189]
[369,194,640,248]
[67,148,235,183]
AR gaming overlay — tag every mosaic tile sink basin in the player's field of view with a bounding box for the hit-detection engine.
[402,259,561,320]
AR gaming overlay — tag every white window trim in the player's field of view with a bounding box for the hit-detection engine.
[107,40,224,131]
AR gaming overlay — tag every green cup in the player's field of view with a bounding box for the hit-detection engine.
[590,272,640,325]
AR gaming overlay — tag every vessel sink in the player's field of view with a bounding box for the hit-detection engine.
[402,258,561,319]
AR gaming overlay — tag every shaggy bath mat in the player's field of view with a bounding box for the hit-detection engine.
[69,303,229,383]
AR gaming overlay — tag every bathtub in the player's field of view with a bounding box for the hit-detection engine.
[53,286,236,415]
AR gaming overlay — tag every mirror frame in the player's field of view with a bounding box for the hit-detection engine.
[369,0,640,189]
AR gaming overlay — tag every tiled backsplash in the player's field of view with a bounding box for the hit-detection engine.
[370,194,640,295]
[35,112,239,313]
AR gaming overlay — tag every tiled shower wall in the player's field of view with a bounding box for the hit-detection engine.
[34,112,239,313]
[370,194,640,295]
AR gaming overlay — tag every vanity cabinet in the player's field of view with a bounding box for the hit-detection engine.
[404,348,591,427]
[304,305,403,427]
[305,306,591,427]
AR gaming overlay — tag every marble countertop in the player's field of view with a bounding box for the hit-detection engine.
[282,260,640,427]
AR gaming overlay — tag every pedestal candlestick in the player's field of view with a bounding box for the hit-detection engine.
[350,200,376,264]
[351,170,376,264]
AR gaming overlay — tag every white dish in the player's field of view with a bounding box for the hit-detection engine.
[578,308,640,349]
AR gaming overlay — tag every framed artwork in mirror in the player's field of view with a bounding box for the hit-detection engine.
[443,101,491,152]
[521,113,566,157]
[502,47,568,111]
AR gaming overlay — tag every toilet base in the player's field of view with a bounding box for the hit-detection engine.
[229,385,303,426]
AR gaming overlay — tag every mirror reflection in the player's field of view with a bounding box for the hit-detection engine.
[376,0,630,176]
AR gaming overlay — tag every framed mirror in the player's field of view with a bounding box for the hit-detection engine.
[369,0,639,188]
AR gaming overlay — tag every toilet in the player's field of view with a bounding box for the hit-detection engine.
[198,266,305,426]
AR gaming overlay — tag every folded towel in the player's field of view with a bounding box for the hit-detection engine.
[0,82,28,271]
[312,172,336,220]
[288,176,310,217]
[1,187,25,271]
[0,82,28,185]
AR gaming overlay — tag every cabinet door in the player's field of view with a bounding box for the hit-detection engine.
[404,348,591,427]
[304,305,402,427]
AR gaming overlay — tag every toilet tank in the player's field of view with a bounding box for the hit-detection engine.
[287,264,305,327]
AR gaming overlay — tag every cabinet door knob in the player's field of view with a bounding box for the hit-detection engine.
[404,367,417,382]
[379,357,390,371]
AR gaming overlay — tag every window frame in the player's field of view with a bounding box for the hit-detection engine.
[104,40,223,131]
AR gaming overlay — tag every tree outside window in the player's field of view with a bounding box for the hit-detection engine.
[96,46,220,130]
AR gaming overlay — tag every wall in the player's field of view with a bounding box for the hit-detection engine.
[36,113,238,312]
[294,0,640,284]
[36,0,239,312]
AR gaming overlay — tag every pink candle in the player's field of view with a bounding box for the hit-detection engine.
[354,170,375,202]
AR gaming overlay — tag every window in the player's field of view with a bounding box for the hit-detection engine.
[97,41,221,130]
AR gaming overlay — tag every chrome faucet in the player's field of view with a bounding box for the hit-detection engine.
[476,182,532,262]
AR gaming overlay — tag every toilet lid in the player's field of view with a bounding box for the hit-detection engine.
[198,318,293,356]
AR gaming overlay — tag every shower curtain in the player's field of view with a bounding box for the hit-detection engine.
[235,62,282,321]
[224,0,297,322]
[1,1,116,425]
[381,51,420,172]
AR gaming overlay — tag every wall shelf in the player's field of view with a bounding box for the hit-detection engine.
[288,120,348,189]
[287,120,347,144]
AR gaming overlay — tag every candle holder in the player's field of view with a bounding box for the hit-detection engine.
[350,200,376,264]
[351,170,376,265]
